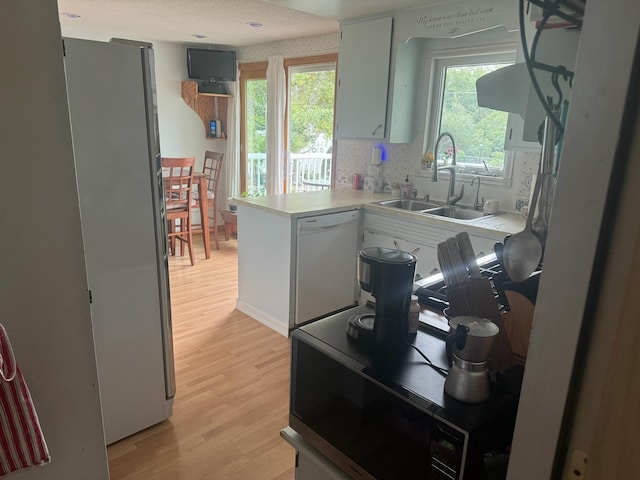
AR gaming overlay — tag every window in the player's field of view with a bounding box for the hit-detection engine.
[425,47,516,184]
[286,60,336,192]
[239,62,268,196]
[239,55,337,196]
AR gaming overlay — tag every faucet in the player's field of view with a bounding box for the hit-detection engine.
[471,176,483,210]
[431,132,464,205]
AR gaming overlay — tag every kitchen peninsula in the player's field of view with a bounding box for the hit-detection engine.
[235,189,525,336]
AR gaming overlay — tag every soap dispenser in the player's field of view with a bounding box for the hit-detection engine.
[402,175,413,199]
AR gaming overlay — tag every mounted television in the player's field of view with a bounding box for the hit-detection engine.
[187,48,237,81]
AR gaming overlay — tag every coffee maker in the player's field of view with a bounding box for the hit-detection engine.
[444,316,499,403]
[352,247,416,350]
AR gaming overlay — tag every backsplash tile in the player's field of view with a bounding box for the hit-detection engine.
[518,173,533,196]
[521,151,542,174]
[515,195,530,213]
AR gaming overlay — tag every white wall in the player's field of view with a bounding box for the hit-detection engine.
[507,0,640,476]
[154,42,208,160]
[153,41,231,215]
[0,1,109,478]
[237,33,339,63]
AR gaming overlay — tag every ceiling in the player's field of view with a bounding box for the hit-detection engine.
[57,0,430,47]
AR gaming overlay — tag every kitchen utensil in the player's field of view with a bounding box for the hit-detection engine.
[501,290,535,362]
[502,270,541,306]
[531,113,559,244]
[444,355,492,404]
[446,316,499,364]
[446,237,468,285]
[494,241,506,275]
[491,241,510,307]
[444,316,499,403]
[502,170,543,283]
[455,232,481,279]
[437,243,455,288]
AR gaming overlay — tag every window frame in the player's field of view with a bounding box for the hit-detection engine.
[423,44,518,188]
[238,55,338,195]
[284,54,338,191]
[238,61,268,194]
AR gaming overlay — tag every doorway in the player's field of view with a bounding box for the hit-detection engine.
[239,54,337,195]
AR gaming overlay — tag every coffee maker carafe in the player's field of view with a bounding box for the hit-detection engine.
[444,316,499,403]
[357,247,416,350]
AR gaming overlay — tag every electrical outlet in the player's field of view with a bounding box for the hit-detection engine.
[568,449,588,479]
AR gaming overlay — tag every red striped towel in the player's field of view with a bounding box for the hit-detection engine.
[0,324,50,475]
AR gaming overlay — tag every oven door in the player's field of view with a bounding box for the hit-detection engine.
[290,333,441,480]
[281,427,352,480]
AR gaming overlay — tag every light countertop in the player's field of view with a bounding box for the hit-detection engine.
[235,189,392,217]
[235,189,526,236]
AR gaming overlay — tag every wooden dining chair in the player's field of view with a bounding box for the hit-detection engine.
[162,156,196,266]
[192,151,224,250]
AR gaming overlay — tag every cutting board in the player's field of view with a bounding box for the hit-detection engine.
[502,290,536,363]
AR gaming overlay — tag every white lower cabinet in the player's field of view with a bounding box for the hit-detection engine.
[362,229,439,280]
[362,211,503,280]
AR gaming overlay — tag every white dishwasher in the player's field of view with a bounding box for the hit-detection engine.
[295,210,359,326]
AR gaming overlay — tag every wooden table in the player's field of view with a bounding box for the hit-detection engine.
[219,209,237,241]
[194,172,211,259]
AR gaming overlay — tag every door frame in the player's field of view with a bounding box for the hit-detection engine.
[238,61,267,194]
[239,55,338,194]
[284,54,338,191]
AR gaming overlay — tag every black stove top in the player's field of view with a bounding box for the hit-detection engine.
[296,304,522,433]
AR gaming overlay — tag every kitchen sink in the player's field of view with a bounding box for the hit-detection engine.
[424,206,489,221]
[373,199,493,222]
[375,199,442,211]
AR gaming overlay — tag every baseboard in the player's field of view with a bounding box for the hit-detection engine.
[235,299,289,337]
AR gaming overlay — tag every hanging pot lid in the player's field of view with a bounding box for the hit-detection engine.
[449,316,499,338]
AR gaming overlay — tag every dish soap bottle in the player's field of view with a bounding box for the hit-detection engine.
[402,175,413,199]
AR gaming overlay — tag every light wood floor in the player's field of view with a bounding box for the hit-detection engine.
[107,235,295,479]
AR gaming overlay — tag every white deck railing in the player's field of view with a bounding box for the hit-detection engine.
[246,153,332,195]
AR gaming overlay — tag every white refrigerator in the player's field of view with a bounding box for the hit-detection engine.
[63,38,175,445]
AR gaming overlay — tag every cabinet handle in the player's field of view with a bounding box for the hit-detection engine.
[393,240,420,256]
[371,122,382,136]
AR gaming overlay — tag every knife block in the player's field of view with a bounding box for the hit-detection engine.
[446,277,516,371]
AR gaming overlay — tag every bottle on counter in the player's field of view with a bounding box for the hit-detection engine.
[408,295,420,335]
[402,175,413,199]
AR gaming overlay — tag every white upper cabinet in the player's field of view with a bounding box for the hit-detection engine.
[335,16,393,140]
[388,40,420,144]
